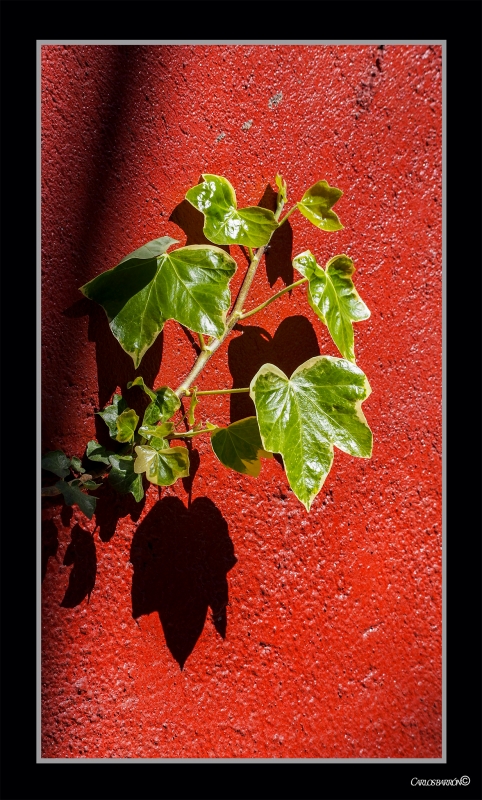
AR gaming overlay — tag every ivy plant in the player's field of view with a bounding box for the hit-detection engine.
[41,174,372,517]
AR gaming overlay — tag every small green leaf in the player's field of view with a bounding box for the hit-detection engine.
[127,376,157,401]
[134,445,190,486]
[81,480,101,490]
[41,450,71,479]
[138,422,175,440]
[185,174,279,248]
[146,388,181,426]
[129,378,180,425]
[250,357,372,511]
[108,454,144,501]
[70,456,85,474]
[297,180,344,231]
[116,409,139,443]
[55,480,97,520]
[275,173,287,205]
[97,394,127,439]
[85,440,115,465]
[187,389,199,427]
[211,416,273,477]
[293,251,370,362]
[80,239,237,367]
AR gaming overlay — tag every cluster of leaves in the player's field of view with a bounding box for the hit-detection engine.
[43,173,373,517]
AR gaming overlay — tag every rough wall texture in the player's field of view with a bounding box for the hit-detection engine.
[41,44,442,759]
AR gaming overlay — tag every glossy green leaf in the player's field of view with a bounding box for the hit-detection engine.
[275,173,287,205]
[211,416,273,477]
[250,357,372,511]
[293,251,370,362]
[116,408,139,443]
[128,377,181,425]
[297,180,344,231]
[55,480,97,520]
[70,456,85,474]
[81,480,101,491]
[138,422,174,440]
[97,394,127,439]
[108,454,144,501]
[85,440,115,465]
[41,450,71,479]
[134,445,190,486]
[80,238,237,367]
[127,376,157,401]
[185,174,279,248]
[187,389,199,427]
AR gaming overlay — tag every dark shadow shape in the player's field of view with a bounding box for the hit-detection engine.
[130,496,237,669]
[64,300,164,412]
[169,199,230,254]
[42,519,59,582]
[93,480,146,544]
[181,447,201,498]
[228,315,321,422]
[60,524,97,608]
[60,503,73,528]
[257,183,294,287]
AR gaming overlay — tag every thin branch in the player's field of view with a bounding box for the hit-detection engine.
[239,278,308,321]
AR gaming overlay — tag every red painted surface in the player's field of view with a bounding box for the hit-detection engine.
[41,44,442,759]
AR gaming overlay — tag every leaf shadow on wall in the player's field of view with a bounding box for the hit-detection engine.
[257,184,294,288]
[228,315,321,423]
[130,496,236,670]
[63,299,165,412]
[92,480,146,543]
[60,524,97,608]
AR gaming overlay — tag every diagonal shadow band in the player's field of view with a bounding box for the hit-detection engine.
[130,496,237,670]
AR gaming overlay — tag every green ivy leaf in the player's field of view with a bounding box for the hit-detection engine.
[85,440,115,465]
[41,450,71,478]
[70,456,85,474]
[134,445,190,486]
[211,416,273,477]
[275,173,287,205]
[138,422,175,440]
[185,174,279,248]
[293,251,370,362]
[187,389,199,427]
[250,357,372,511]
[55,480,97,520]
[80,238,237,367]
[81,480,101,490]
[297,180,344,231]
[116,408,139,443]
[97,394,127,439]
[129,377,181,426]
[127,376,157,401]
[108,454,144,501]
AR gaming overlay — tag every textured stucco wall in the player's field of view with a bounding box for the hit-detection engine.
[41,44,442,759]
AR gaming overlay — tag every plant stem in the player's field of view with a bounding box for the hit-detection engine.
[239,277,308,321]
[167,427,216,439]
[184,387,250,397]
[174,192,287,399]
[198,332,207,351]
[277,205,297,226]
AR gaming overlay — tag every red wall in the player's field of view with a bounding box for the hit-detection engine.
[41,44,442,759]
